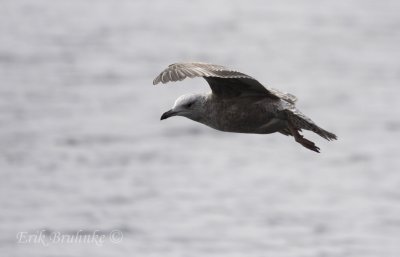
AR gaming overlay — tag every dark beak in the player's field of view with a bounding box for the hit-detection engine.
[160,109,177,120]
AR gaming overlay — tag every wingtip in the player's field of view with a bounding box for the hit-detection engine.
[153,76,161,85]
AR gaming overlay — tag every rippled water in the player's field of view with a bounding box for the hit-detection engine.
[1,0,400,256]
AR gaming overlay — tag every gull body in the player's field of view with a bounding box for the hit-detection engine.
[154,62,337,152]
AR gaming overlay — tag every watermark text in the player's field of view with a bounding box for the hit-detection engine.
[16,230,123,246]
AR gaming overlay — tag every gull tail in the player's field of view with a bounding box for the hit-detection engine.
[285,109,337,140]
[282,109,337,153]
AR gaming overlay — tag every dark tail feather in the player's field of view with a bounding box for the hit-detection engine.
[285,109,337,141]
[312,126,337,141]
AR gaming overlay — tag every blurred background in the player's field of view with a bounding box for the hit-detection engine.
[1,0,400,256]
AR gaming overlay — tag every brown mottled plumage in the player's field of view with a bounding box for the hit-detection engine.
[154,62,337,152]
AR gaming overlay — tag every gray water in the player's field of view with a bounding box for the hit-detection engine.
[1,0,400,256]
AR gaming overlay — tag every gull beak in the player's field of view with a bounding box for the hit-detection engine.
[160,109,177,120]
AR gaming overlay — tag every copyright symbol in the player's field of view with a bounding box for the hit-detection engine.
[109,230,123,243]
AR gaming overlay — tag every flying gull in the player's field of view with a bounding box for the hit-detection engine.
[153,62,337,152]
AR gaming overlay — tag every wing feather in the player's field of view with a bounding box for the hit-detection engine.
[153,62,297,102]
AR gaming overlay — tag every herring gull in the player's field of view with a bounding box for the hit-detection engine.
[153,62,337,152]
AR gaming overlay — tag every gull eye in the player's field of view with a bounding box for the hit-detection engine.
[186,102,193,108]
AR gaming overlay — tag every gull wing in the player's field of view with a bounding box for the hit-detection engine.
[153,62,297,103]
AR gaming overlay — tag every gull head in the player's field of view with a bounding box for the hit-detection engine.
[161,93,206,122]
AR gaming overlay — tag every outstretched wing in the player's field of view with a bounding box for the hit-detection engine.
[153,62,297,102]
